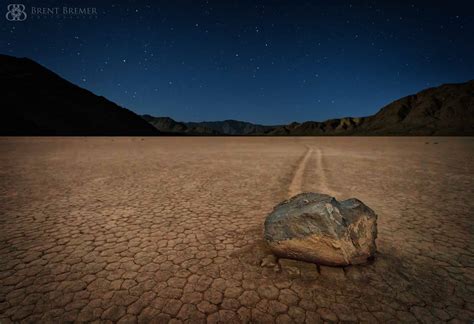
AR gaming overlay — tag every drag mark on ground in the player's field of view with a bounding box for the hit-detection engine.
[315,147,339,197]
[288,146,313,197]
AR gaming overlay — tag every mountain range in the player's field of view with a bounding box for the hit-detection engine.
[1,54,473,136]
[144,81,474,136]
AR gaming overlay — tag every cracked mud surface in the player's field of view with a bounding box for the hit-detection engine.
[0,137,473,323]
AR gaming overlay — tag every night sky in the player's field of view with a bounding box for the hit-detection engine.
[1,1,473,124]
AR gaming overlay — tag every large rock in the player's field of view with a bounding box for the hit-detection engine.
[264,193,377,266]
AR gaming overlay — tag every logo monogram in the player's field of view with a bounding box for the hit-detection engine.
[6,4,27,21]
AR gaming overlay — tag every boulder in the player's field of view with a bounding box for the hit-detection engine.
[264,193,377,266]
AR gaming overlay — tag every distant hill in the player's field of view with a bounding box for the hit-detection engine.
[141,115,220,135]
[145,80,474,136]
[0,54,158,135]
[142,116,276,135]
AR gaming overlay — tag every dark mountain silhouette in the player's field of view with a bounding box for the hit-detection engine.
[145,80,474,136]
[0,54,158,135]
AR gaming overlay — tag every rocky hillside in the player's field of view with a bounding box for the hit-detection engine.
[145,80,474,136]
[0,55,159,135]
[358,80,474,135]
[271,80,474,135]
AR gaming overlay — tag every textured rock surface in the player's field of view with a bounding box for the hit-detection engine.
[264,193,377,266]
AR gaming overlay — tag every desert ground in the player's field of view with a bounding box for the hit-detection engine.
[0,137,473,323]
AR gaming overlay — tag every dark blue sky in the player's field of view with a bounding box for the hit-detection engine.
[1,0,473,124]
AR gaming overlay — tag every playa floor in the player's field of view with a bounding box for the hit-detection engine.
[0,137,473,323]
